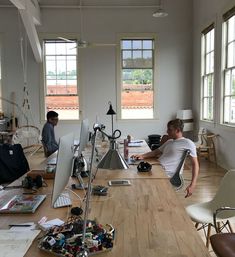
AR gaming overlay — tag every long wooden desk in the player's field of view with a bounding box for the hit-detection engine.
[0,141,211,257]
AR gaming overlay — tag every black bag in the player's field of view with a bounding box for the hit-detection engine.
[0,144,29,184]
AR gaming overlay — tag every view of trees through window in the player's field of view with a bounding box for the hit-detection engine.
[44,39,79,120]
[121,39,154,119]
[223,15,235,124]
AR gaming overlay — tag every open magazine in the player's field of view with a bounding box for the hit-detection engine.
[0,194,46,214]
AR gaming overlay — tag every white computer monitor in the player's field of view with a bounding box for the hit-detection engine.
[51,133,74,208]
[77,118,89,157]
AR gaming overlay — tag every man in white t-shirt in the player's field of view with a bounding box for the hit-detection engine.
[132,119,199,198]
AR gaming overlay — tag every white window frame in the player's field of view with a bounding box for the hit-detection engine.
[40,33,81,122]
[222,7,235,125]
[116,33,157,120]
[201,24,215,122]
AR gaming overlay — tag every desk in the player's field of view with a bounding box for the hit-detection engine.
[0,142,211,257]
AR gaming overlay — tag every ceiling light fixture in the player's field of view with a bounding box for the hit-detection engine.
[153,0,168,18]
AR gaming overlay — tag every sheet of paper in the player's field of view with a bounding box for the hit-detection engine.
[0,229,40,257]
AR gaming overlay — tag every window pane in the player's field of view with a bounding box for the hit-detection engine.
[133,40,142,49]
[143,40,153,49]
[228,16,235,42]
[210,29,215,51]
[123,50,132,59]
[227,42,235,68]
[45,43,55,55]
[224,97,230,123]
[225,70,231,95]
[56,42,66,55]
[203,77,209,97]
[67,57,76,77]
[122,51,132,67]
[66,43,77,55]
[46,56,56,77]
[121,91,153,119]
[45,95,79,120]
[205,52,214,74]
[231,96,235,123]
[202,97,213,120]
[232,69,235,95]
[122,69,152,89]
[122,40,131,49]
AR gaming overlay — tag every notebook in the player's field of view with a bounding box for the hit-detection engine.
[0,194,46,214]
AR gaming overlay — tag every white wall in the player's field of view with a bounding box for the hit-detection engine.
[192,0,235,169]
[0,0,193,142]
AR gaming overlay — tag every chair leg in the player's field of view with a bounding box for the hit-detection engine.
[228,220,234,233]
[206,224,212,248]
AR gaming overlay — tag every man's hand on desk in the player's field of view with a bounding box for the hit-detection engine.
[130,154,144,160]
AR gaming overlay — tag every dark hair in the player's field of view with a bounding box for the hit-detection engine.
[167,119,184,132]
[46,111,59,121]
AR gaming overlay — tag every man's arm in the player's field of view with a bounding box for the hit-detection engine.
[185,156,199,198]
[131,148,162,160]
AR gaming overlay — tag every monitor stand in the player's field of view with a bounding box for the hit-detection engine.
[71,173,88,190]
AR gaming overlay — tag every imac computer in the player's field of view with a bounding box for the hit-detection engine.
[51,132,74,208]
[77,118,89,157]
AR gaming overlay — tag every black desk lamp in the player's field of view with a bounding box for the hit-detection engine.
[106,101,116,136]
[97,102,129,170]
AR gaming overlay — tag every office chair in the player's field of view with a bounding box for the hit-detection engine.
[170,149,190,190]
[186,170,235,248]
[210,207,235,257]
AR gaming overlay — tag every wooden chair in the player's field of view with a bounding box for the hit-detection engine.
[12,125,43,156]
[196,132,217,166]
[210,207,235,257]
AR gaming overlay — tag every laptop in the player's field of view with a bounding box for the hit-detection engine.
[0,194,46,214]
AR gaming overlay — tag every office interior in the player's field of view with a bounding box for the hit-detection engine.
[0,0,234,171]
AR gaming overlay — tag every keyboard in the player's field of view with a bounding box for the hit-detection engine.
[53,192,72,208]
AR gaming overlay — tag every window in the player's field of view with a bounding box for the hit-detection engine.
[43,38,79,120]
[201,24,215,121]
[119,37,155,119]
[223,7,235,125]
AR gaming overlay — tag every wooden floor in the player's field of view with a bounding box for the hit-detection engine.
[176,158,228,257]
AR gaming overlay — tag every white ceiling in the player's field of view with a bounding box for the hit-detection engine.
[0,0,159,8]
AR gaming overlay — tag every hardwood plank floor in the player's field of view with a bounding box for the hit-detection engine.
[176,158,228,256]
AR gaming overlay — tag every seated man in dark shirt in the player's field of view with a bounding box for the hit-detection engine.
[42,111,59,157]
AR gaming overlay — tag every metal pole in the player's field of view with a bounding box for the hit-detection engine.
[77,127,98,257]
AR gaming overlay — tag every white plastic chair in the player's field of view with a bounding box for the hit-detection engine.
[186,170,235,248]
[12,125,43,156]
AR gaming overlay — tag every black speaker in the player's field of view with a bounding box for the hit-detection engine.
[22,175,43,189]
